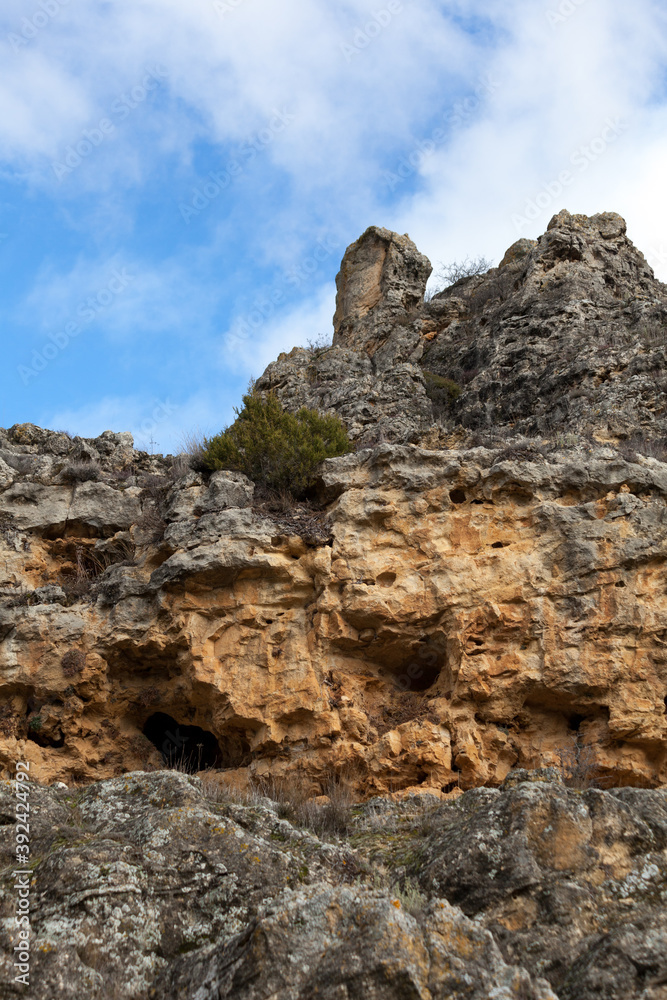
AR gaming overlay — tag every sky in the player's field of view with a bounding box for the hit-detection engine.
[1,0,667,454]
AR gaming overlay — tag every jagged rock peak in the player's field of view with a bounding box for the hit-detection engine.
[546,208,627,237]
[332,225,432,351]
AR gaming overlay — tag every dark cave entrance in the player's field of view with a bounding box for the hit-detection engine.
[143,712,222,773]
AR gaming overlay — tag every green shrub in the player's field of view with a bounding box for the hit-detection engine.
[422,370,462,420]
[202,391,351,498]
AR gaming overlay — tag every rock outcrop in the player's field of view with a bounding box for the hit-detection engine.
[259,210,667,447]
[2,424,667,793]
[2,769,666,999]
[3,209,667,997]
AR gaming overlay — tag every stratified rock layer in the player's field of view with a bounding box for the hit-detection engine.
[2,423,667,793]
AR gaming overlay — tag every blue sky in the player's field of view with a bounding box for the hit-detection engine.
[1,0,667,453]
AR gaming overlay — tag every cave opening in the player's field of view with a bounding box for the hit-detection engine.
[568,713,585,733]
[406,662,442,691]
[143,712,222,772]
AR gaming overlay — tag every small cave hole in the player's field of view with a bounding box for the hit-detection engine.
[407,663,441,691]
[394,647,445,692]
[27,731,65,749]
[491,541,508,549]
[143,712,222,772]
[568,713,585,733]
[615,580,626,588]
[377,572,397,587]
[449,488,467,504]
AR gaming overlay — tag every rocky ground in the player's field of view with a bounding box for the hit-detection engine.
[1,769,667,999]
[2,209,667,996]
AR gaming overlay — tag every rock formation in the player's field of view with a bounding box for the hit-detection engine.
[2,769,667,999]
[2,209,667,997]
[259,210,667,446]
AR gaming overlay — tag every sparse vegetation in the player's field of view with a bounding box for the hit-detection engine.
[638,318,667,348]
[618,432,667,463]
[176,428,208,474]
[135,474,172,542]
[201,770,355,840]
[553,735,600,790]
[61,649,86,678]
[61,461,102,483]
[60,538,136,601]
[201,390,351,498]
[422,370,462,421]
[426,255,493,298]
[305,333,333,357]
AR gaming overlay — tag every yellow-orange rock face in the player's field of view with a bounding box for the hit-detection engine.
[2,436,667,795]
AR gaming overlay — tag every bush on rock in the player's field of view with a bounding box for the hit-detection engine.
[202,391,351,498]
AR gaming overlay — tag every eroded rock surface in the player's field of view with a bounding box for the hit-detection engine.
[259,210,667,447]
[2,771,667,998]
[3,209,667,997]
[2,419,667,794]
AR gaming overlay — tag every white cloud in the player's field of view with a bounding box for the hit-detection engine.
[392,0,667,282]
[16,247,222,345]
[4,0,667,454]
[222,281,336,377]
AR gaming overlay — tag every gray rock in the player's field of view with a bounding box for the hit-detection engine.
[0,771,559,1000]
[256,211,667,450]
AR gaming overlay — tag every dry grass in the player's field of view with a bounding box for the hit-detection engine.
[618,432,667,463]
[60,539,136,600]
[368,693,439,738]
[61,461,102,483]
[201,769,355,840]
[177,428,208,473]
[135,474,172,543]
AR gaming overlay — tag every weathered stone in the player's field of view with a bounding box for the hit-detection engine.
[256,211,667,449]
[332,225,432,351]
[3,439,667,792]
[0,772,563,1000]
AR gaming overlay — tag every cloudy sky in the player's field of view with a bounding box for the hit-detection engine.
[1,0,667,453]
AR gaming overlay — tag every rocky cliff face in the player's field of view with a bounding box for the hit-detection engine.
[258,210,667,447]
[2,209,667,996]
[2,212,667,795]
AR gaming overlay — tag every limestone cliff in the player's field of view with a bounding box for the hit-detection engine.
[2,210,667,800]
